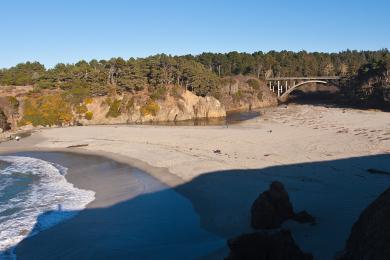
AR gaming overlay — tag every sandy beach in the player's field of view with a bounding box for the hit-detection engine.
[1,104,390,259]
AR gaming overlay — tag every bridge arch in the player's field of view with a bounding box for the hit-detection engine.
[280,80,328,100]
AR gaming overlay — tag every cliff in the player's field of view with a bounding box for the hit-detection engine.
[0,86,226,132]
[78,90,226,125]
[218,76,278,111]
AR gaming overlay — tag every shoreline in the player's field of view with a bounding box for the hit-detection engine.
[4,151,225,259]
[0,104,389,259]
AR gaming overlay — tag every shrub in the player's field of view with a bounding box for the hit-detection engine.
[149,87,167,100]
[106,99,121,118]
[85,111,93,120]
[84,97,93,104]
[75,104,88,114]
[140,100,160,116]
[257,91,264,101]
[247,79,261,90]
[21,95,73,126]
[7,96,19,110]
[170,85,184,98]
[62,86,89,105]
[35,80,54,89]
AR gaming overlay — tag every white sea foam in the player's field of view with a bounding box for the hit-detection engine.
[0,156,95,259]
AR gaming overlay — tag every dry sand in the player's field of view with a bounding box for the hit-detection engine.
[1,104,390,259]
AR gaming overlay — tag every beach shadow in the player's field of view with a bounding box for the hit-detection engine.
[6,153,390,260]
[286,89,390,112]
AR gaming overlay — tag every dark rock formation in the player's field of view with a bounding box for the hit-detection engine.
[226,229,313,260]
[251,181,315,229]
[338,187,390,260]
[292,211,316,224]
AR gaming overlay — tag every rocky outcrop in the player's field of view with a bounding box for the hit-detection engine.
[226,229,313,260]
[0,109,10,132]
[338,187,390,260]
[219,76,278,111]
[251,181,315,229]
[80,90,226,125]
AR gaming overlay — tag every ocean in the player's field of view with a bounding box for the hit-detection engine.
[0,156,95,259]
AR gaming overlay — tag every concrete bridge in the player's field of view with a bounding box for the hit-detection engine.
[266,76,341,101]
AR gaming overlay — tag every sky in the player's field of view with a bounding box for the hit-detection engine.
[1,0,389,68]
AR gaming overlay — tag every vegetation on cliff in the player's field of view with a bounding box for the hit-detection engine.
[1,50,389,98]
[0,50,389,130]
[20,95,73,126]
[343,60,390,107]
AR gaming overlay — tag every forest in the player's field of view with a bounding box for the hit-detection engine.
[0,49,389,105]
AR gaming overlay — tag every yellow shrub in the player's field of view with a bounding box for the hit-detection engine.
[140,100,160,116]
[21,95,73,126]
[84,97,93,105]
[85,111,93,120]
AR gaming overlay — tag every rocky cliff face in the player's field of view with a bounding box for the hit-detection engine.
[218,76,278,111]
[79,90,226,125]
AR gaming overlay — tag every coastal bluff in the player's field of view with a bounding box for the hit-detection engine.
[78,90,226,125]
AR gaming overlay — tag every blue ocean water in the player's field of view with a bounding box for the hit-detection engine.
[0,156,95,259]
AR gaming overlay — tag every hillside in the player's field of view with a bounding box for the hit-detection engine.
[1,50,390,133]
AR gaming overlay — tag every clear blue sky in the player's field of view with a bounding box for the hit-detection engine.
[1,0,389,68]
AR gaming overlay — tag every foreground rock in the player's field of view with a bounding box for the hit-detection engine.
[226,229,313,260]
[251,181,315,229]
[338,187,390,260]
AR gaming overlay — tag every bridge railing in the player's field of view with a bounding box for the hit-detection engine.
[266,76,341,81]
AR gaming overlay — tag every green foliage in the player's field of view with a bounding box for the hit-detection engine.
[346,60,390,105]
[1,50,389,107]
[85,111,93,120]
[195,49,390,78]
[170,85,184,98]
[106,99,121,118]
[35,80,54,89]
[247,79,261,90]
[0,62,45,86]
[140,100,160,116]
[61,81,92,104]
[21,95,73,126]
[149,87,167,100]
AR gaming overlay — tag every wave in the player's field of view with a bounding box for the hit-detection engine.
[0,156,95,259]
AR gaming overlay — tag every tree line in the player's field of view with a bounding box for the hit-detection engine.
[0,49,389,99]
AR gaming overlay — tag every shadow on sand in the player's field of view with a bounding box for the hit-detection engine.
[285,89,390,112]
[5,153,390,260]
